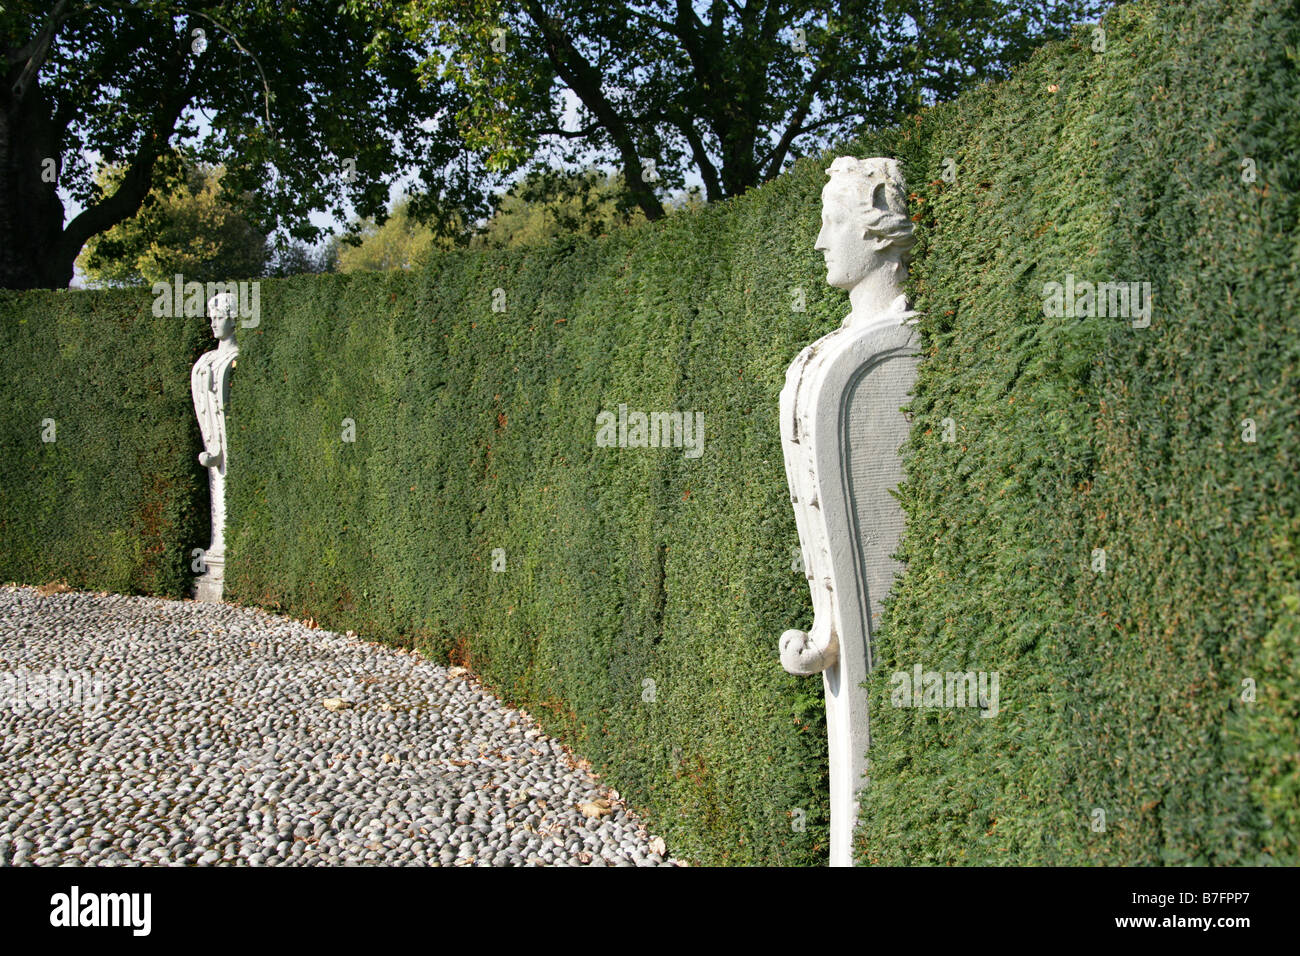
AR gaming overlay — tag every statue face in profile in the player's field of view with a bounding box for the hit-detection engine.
[816,180,873,291]
[814,157,915,303]
[208,293,238,342]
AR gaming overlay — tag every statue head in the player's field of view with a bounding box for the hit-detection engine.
[815,157,915,293]
[207,292,238,342]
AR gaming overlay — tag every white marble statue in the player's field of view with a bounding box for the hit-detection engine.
[191,292,239,602]
[779,156,918,866]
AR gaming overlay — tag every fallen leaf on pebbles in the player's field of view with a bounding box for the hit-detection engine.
[578,799,612,819]
[446,667,469,679]
[649,836,666,855]
[320,697,352,712]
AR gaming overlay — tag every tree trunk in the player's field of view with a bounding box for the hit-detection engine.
[0,71,72,290]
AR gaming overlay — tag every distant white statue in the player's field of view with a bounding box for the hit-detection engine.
[191,292,239,602]
[779,157,918,865]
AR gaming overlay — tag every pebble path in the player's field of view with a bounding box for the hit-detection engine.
[0,585,678,866]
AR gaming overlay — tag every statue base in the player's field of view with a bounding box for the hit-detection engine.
[192,553,225,603]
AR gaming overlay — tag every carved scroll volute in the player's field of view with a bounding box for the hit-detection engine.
[192,349,233,476]
[778,157,918,867]
[780,341,840,676]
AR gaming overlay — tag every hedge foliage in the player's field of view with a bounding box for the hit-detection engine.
[1,0,1295,866]
[859,0,1300,864]
[0,288,208,597]
[222,184,844,865]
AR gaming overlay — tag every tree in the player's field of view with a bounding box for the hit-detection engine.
[1,0,494,290]
[332,169,651,268]
[77,159,268,286]
[386,0,1109,221]
[266,239,337,278]
[475,168,645,247]
[334,195,459,272]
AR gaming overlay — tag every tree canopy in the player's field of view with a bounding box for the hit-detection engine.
[2,0,1108,289]
[375,0,1109,220]
[333,195,453,273]
[332,169,648,271]
[473,169,647,248]
[1,0,492,289]
[77,159,268,287]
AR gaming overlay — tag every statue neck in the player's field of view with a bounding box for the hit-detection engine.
[214,337,238,357]
[846,259,908,326]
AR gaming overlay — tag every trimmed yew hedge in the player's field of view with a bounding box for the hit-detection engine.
[859,0,1300,864]
[0,288,208,597]
[221,191,840,865]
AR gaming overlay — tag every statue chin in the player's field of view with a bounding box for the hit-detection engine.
[827,268,866,291]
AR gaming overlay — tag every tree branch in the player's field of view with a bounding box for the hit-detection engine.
[181,6,275,138]
[56,40,192,264]
[520,0,665,219]
[625,7,682,37]
[672,112,723,201]
[761,59,835,179]
[538,122,603,139]
[10,0,74,105]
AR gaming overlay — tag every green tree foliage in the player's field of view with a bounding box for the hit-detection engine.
[1,0,492,290]
[334,196,455,273]
[377,0,1108,220]
[474,169,645,247]
[266,239,338,278]
[334,170,648,270]
[77,160,268,287]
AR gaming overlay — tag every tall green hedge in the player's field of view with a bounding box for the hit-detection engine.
[859,0,1300,864]
[222,188,844,865]
[1,0,1295,866]
[0,288,207,596]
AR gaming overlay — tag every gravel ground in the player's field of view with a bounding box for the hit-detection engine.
[0,585,678,866]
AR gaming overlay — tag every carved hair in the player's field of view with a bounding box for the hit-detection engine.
[207,292,238,320]
[824,156,915,254]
